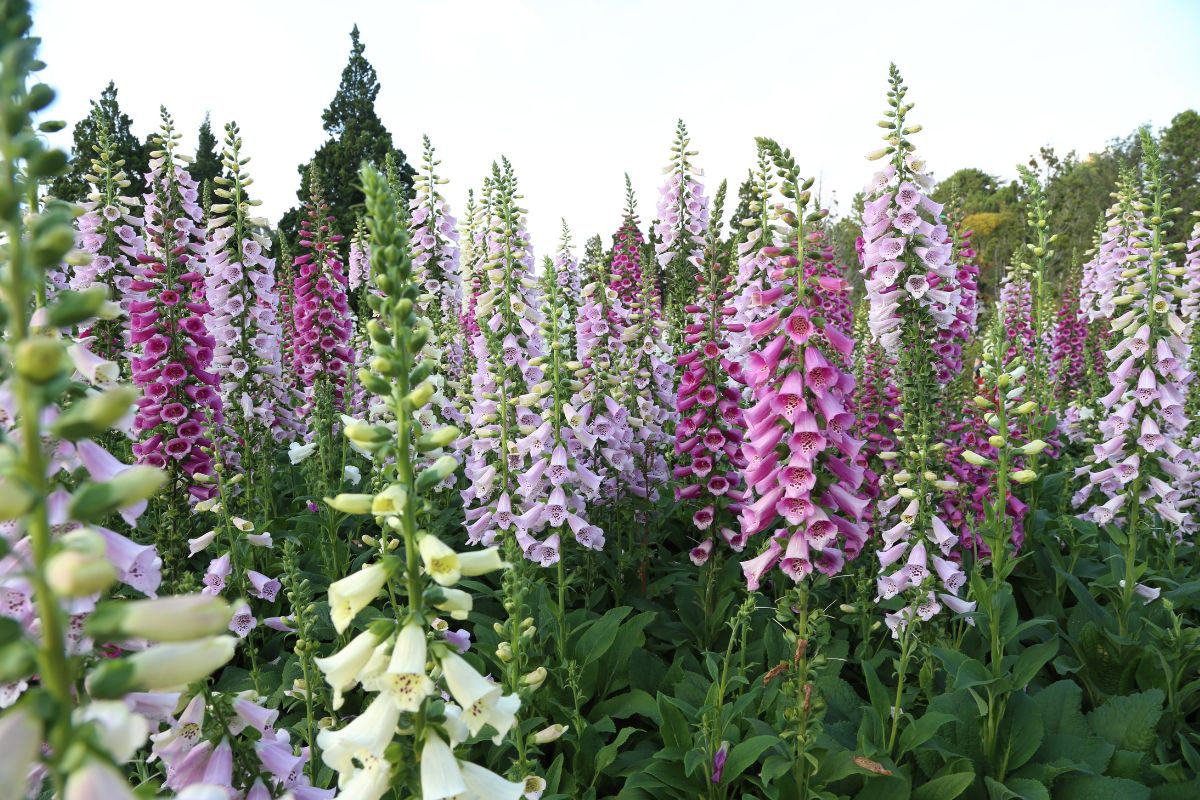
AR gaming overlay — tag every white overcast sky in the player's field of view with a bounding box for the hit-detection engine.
[31,0,1200,250]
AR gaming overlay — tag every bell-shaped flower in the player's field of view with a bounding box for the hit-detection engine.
[328,562,390,634]
[314,629,381,710]
[317,695,400,779]
[439,651,519,741]
[457,761,526,800]
[421,731,466,800]
[370,622,436,713]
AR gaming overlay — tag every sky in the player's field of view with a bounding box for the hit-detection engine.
[30,0,1200,251]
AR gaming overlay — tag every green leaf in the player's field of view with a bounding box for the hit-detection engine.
[862,654,893,724]
[722,735,781,785]
[855,774,910,800]
[932,646,994,691]
[1054,776,1149,800]
[983,776,1049,800]
[657,693,692,750]
[575,606,632,667]
[1033,733,1114,776]
[899,711,954,756]
[1034,681,1088,738]
[592,689,661,724]
[594,727,639,778]
[1000,693,1044,772]
[913,772,975,800]
[1011,638,1058,689]
[1150,780,1200,800]
[1087,689,1165,752]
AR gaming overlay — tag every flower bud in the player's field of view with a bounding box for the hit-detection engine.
[531,724,568,744]
[406,380,435,410]
[15,338,66,383]
[417,426,460,452]
[325,494,375,515]
[0,478,36,520]
[1011,469,1037,484]
[987,435,1006,449]
[961,450,995,468]
[416,455,458,491]
[47,548,116,597]
[68,466,167,522]
[496,641,513,662]
[88,636,237,697]
[47,286,108,328]
[86,595,233,642]
[522,667,547,690]
[1019,440,1047,456]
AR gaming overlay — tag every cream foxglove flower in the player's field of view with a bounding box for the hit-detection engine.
[419,536,462,586]
[317,695,400,778]
[364,622,435,713]
[0,709,41,800]
[431,587,473,620]
[287,441,318,465]
[314,629,381,710]
[523,775,548,800]
[420,732,465,800]
[329,562,391,634]
[326,493,375,515]
[73,701,149,763]
[337,752,391,800]
[65,761,138,800]
[457,761,526,799]
[440,651,520,741]
[419,537,504,587]
[531,723,568,744]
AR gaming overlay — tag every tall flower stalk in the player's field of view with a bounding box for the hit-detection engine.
[126,108,222,583]
[315,162,524,799]
[859,66,968,754]
[69,112,139,372]
[675,180,746,561]
[656,119,709,328]
[1,11,233,791]
[203,122,291,514]
[737,139,869,589]
[1073,131,1192,633]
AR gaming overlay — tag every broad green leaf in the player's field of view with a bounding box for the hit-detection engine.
[899,711,954,756]
[657,693,692,750]
[1011,638,1058,689]
[1033,681,1088,738]
[1054,775,1149,800]
[574,606,632,667]
[1087,689,1164,752]
[722,735,781,784]
[983,776,1050,800]
[912,772,975,800]
[592,689,661,724]
[594,727,639,779]
[999,693,1043,772]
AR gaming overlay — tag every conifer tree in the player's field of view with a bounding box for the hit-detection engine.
[190,111,222,189]
[279,25,413,251]
[50,80,148,201]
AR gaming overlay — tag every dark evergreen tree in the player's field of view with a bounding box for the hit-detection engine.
[50,81,148,201]
[279,25,414,253]
[1162,109,1200,217]
[190,112,222,189]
